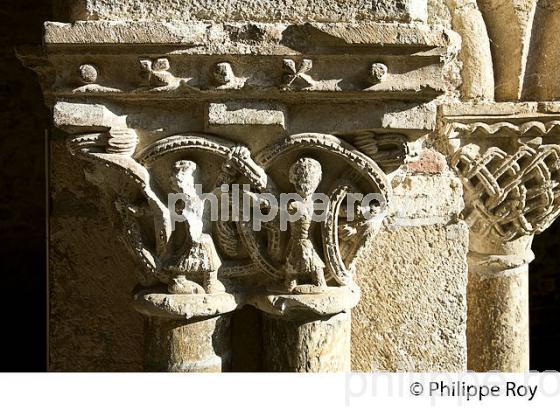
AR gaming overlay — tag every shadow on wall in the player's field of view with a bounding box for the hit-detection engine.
[0,0,51,370]
[530,219,560,371]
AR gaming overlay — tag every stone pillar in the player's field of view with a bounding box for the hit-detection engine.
[133,287,238,372]
[467,235,533,371]
[262,313,351,372]
[252,287,359,372]
[23,0,470,372]
[445,103,560,371]
[143,316,232,372]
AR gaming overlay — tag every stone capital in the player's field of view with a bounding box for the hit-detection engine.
[441,102,560,245]
[23,3,471,372]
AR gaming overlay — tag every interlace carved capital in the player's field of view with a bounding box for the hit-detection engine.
[442,106,560,242]
[452,142,560,241]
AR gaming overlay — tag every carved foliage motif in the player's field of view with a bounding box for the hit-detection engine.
[281,59,315,90]
[68,130,390,295]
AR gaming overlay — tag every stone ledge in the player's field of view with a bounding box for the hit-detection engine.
[439,101,560,118]
[132,285,361,321]
[44,21,453,49]
[132,287,240,320]
[207,102,286,129]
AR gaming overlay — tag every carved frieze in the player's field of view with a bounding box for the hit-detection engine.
[30,21,459,101]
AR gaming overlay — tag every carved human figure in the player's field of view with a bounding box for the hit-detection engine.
[166,160,225,294]
[282,157,327,294]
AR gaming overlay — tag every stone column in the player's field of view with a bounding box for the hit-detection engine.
[133,287,238,372]
[252,287,359,372]
[445,104,560,371]
[467,235,533,371]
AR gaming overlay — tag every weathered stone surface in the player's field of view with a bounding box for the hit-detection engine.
[406,149,448,174]
[55,0,428,23]
[207,102,286,129]
[250,286,360,319]
[447,0,494,100]
[133,287,239,320]
[352,221,469,371]
[53,101,127,131]
[44,20,453,48]
[144,315,232,372]
[466,234,534,371]
[44,21,207,44]
[467,258,530,371]
[350,144,468,371]
[440,101,540,117]
[477,0,536,101]
[523,0,560,100]
[390,172,464,224]
[381,103,438,131]
[49,138,143,371]
[263,312,351,372]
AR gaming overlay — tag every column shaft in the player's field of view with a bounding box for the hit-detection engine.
[467,267,529,371]
[262,311,351,372]
[144,315,232,372]
[466,235,533,371]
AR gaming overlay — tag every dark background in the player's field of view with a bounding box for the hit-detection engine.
[0,0,558,371]
[530,222,560,371]
[0,0,50,371]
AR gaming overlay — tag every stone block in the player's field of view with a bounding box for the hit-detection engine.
[352,221,468,371]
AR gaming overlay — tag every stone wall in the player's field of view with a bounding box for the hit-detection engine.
[54,0,428,23]
[49,138,144,370]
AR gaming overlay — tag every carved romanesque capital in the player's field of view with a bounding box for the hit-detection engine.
[67,130,391,294]
[440,102,560,372]
[443,103,560,248]
[66,128,392,371]
[452,137,560,242]
[23,16,461,372]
